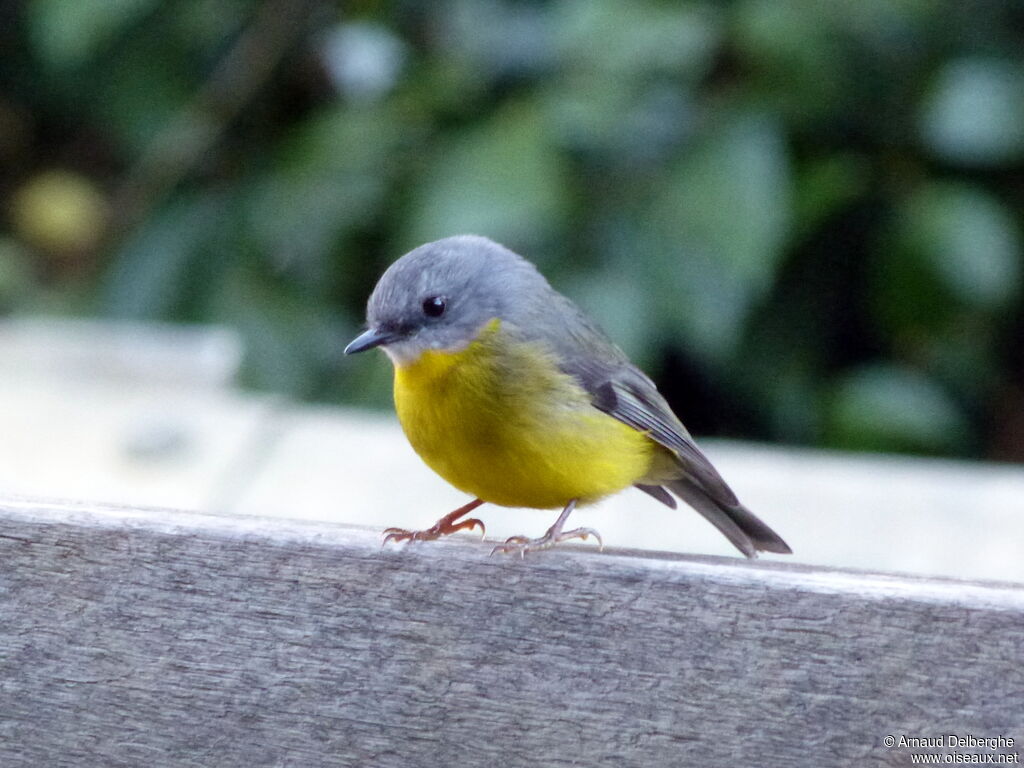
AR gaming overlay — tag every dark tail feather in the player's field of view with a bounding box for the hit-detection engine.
[665,477,792,559]
[635,483,677,509]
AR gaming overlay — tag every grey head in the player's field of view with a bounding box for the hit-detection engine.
[344,235,556,365]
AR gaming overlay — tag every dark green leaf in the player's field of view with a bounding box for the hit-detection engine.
[403,103,567,253]
[645,113,792,363]
[827,365,970,453]
[920,58,1024,166]
[29,0,159,68]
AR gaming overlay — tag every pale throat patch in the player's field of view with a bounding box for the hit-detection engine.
[382,318,499,367]
[382,335,467,367]
[382,339,425,366]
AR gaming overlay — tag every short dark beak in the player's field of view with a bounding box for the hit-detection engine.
[344,327,402,355]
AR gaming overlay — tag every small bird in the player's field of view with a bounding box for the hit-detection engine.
[345,235,791,558]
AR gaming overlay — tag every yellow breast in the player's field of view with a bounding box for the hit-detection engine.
[392,321,657,509]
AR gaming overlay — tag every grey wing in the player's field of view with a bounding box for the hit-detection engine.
[518,293,791,557]
[589,372,738,506]
[533,294,738,504]
[574,354,793,556]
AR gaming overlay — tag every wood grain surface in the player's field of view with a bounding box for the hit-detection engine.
[1,497,1021,767]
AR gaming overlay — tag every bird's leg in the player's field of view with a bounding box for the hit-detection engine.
[491,499,602,557]
[383,498,486,546]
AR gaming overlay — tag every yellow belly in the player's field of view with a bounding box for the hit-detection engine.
[393,324,657,509]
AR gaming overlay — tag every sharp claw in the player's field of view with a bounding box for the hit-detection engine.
[490,528,604,557]
[558,527,603,549]
[489,535,533,557]
[383,503,488,547]
[488,499,601,557]
[489,536,521,556]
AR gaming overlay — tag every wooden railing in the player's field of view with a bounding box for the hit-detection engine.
[2,497,1021,767]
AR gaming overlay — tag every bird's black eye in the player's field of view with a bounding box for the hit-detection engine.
[422,296,447,318]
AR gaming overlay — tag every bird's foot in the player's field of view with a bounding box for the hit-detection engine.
[382,518,485,545]
[382,499,486,546]
[490,526,603,558]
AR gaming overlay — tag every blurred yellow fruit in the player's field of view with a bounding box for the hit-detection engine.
[10,170,108,255]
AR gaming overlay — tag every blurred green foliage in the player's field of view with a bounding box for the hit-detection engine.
[2,0,1023,460]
